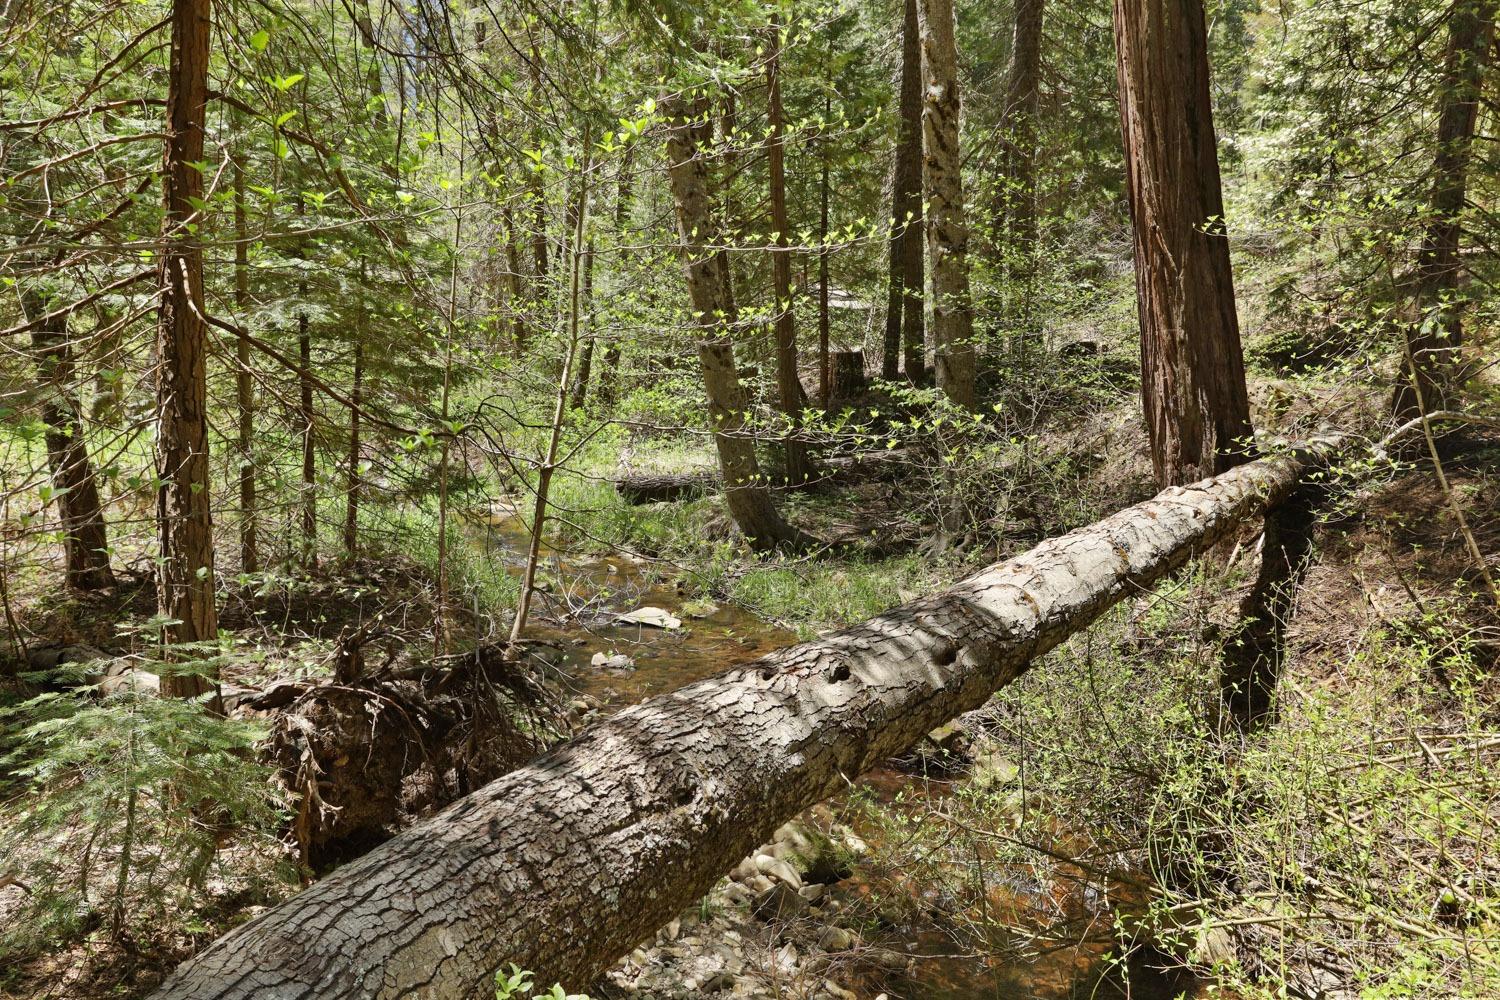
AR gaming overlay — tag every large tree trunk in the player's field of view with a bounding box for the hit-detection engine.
[917,0,978,409]
[1114,0,1253,488]
[1391,0,1495,419]
[996,0,1044,326]
[149,439,1338,1000]
[767,20,813,486]
[156,0,219,687]
[24,293,115,591]
[662,97,812,551]
[885,0,926,384]
[232,150,259,573]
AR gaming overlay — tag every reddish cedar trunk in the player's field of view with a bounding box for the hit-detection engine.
[662,97,812,551]
[232,150,258,573]
[25,294,115,591]
[148,440,1338,1000]
[917,0,977,409]
[156,0,219,686]
[1114,0,1252,487]
[885,0,926,384]
[1392,0,1495,419]
[767,20,812,486]
[996,0,1044,302]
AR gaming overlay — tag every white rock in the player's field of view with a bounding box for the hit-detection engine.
[797,883,826,902]
[731,856,760,883]
[753,854,802,890]
[615,606,682,629]
[744,874,775,894]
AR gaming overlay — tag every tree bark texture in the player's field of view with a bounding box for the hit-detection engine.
[917,0,977,409]
[345,338,363,560]
[149,438,1338,1000]
[1114,0,1253,488]
[156,0,219,679]
[996,0,1044,294]
[661,97,811,551]
[885,0,927,384]
[597,151,633,407]
[767,21,813,486]
[1391,0,1495,419]
[24,293,115,590]
[232,151,259,573]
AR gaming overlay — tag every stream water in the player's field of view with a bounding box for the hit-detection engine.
[467,512,1189,1000]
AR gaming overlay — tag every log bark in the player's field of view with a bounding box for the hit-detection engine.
[149,438,1338,1000]
[614,448,919,505]
[917,0,978,409]
[1114,0,1253,488]
[614,471,718,505]
[661,96,813,551]
[830,350,867,403]
[156,0,219,682]
[1391,0,1495,419]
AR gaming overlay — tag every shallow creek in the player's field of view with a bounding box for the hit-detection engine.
[468,513,1186,1000]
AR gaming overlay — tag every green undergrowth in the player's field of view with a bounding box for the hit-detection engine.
[856,556,1500,999]
[0,632,295,960]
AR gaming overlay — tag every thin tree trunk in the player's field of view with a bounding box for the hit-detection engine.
[597,151,632,407]
[569,235,596,410]
[996,0,1044,337]
[818,93,832,407]
[232,150,259,573]
[345,338,362,561]
[148,440,1340,1000]
[662,97,812,551]
[885,0,925,383]
[298,259,316,570]
[156,0,219,691]
[768,19,812,486]
[917,0,978,409]
[24,293,115,590]
[526,40,550,291]
[1114,0,1253,488]
[504,205,527,357]
[1391,0,1495,419]
[511,135,592,647]
[435,136,465,656]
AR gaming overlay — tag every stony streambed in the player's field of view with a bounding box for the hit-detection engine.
[473,513,1143,1000]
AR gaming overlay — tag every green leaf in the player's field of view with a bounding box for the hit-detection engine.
[249,29,270,52]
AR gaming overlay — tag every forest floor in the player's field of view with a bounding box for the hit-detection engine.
[2,374,1498,999]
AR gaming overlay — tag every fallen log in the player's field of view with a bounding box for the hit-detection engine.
[612,470,717,504]
[613,448,917,504]
[150,438,1337,1000]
